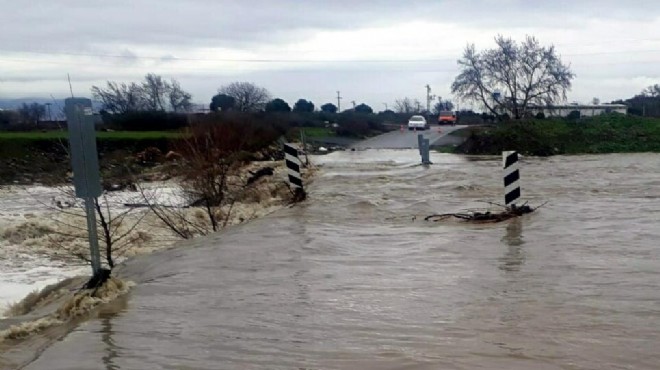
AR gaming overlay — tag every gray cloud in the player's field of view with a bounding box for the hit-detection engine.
[3,0,659,53]
[1,0,659,107]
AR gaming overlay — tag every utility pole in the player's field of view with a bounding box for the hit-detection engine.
[336,91,342,112]
[45,103,52,122]
[425,84,432,113]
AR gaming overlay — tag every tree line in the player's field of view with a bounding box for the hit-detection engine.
[0,103,48,128]
[612,84,660,117]
[92,77,457,117]
[209,82,375,114]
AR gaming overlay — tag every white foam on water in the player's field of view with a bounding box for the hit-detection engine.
[0,184,158,315]
[0,252,87,317]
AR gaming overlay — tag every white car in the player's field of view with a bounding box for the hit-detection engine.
[407,115,428,130]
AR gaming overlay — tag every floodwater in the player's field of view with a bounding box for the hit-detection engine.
[0,184,185,310]
[0,186,88,310]
[7,151,660,369]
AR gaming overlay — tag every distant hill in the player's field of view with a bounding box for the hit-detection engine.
[0,98,65,109]
[0,98,103,119]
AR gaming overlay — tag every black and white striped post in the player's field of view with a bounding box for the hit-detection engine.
[284,143,303,189]
[503,151,520,206]
[284,143,306,201]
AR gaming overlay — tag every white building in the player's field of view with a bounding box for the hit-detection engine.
[530,103,627,117]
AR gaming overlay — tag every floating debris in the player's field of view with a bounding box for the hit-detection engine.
[425,202,546,223]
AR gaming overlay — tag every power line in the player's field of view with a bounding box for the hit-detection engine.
[1,48,659,64]
[1,57,658,73]
[1,36,660,59]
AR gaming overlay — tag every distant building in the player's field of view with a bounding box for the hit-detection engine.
[190,104,211,114]
[530,103,627,117]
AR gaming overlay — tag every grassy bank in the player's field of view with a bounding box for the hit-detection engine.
[455,114,660,156]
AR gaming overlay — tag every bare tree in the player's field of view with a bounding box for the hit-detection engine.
[414,99,422,113]
[177,126,239,233]
[33,186,151,270]
[142,117,262,238]
[641,84,660,97]
[92,74,193,113]
[18,102,46,126]
[218,82,270,112]
[451,35,575,119]
[394,97,425,114]
[169,80,193,112]
[394,97,416,114]
[91,82,145,113]
[28,138,153,272]
[142,73,169,111]
[433,97,454,114]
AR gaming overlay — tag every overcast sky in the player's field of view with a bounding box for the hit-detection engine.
[1,0,659,111]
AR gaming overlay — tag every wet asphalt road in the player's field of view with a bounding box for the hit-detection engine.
[350,125,466,150]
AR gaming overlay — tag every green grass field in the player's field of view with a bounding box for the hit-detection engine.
[456,114,660,155]
[447,127,475,138]
[0,130,183,140]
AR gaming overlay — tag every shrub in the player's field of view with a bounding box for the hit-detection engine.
[566,110,581,120]
[101,111,189,131]
[188,112,283,154]
[334,112,387,137]
[456,114,660,155]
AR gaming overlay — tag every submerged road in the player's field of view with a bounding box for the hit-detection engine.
[350,124,466,150]
[10,151,660,370]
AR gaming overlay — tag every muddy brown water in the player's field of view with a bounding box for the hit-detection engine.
[6,151,660,370]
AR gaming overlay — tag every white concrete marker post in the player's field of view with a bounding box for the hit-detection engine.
[421,138,431,165]
[418,134,432,165]
[65,98,103,276]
